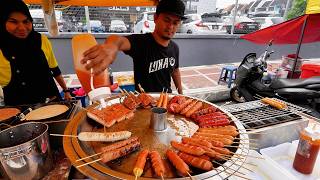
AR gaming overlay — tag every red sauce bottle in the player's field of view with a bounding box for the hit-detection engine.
[293,126,320,174]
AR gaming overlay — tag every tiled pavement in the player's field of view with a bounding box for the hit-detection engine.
[62,58,320,102]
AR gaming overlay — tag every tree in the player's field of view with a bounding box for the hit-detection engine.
[286,0,307,20]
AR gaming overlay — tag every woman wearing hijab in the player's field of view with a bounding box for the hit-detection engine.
[0,0,72,105]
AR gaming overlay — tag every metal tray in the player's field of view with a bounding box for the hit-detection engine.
[63,94,250,180]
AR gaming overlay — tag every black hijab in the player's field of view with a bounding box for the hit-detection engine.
[0,0,61,105]
[0,0,42,60]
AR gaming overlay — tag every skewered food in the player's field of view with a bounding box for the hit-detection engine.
[177,152,213,171]
[133,149,149,178]
[100,139,140,163]
[150,151,166,177]
[170,141,205,156]
[78,131,131,142]
[138,93,155,108]
[166,149,191,177]
[99,137,139,152]
[87,103,134,127]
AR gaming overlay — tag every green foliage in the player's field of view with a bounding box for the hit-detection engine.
[286,0,307,20]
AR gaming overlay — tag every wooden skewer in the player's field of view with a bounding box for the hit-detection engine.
[138,83,145,93]
[76,152,102,162]
[239,132,268,134]
[135,90,140,95]
[224,170,252,180]
[212,160,246,176]
[219,156,257,167]
[76,158,101,168]
[135,175,138,180]
[234,138,258,141]
[227,159,254,173]
[186,172,194,180]
[123,89,131,96]
[50,134,78,138]
[231,153,265,159]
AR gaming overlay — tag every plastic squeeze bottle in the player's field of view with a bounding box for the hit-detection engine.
[293,125,320,174]
[72,34,111,107]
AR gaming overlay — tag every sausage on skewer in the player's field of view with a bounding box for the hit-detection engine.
[166,149,191,177]
[178,152,213,171]
[150,151,166,177]
[133,149,149,178]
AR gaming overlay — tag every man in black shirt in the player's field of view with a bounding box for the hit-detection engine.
[81,0,185,94]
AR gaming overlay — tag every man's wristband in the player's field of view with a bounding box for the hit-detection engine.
[63,89,70,93]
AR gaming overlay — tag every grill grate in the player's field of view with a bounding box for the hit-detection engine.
[223,98,311,129]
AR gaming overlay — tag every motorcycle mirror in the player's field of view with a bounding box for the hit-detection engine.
[268,40,273,46]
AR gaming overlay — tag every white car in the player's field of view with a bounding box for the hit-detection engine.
[134,11,155,34]
[201,13,224,31]
[178,14,210,34]
[252,17,284,29]
[109,20,127,33]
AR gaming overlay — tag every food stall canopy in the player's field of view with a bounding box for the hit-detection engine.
[306,0,320,14]
[240,13,320,44]
[24,0,158,6]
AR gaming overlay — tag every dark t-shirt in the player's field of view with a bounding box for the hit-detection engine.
[124,33,179,93]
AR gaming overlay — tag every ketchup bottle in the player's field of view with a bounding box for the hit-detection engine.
[71,34,110,94]
[293,125,320,174]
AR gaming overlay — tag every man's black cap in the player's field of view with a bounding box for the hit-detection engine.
[156,0,186,20]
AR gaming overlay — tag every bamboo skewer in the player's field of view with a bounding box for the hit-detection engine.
[224,170,252,180]
[231,153,265,159]
[76,152,102,162]
[160,174,165,180]
[212,160,246,176]
[50,134,78,138]
[187,172,195,180]
[76,158,101,168]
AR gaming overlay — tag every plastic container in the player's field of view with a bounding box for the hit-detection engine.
[71,34,110,94]
[261,140,320,180]
[293,126,320,174]
[300,64,320,78]
[281,54,303,71]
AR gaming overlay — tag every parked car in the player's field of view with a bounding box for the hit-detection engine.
[252,17,284,29]
[178,14,210,34]
[201,13,224,30]
[109,20,127,33]
[82,20,105,33]
[224,16,260,34]
[134,11,155,34]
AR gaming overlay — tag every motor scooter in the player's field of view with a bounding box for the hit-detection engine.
[230,42,320,111]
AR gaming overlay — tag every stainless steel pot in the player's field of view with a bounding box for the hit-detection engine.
[0,122,53,180]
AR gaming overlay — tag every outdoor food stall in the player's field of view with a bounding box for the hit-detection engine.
[0,0,319,179]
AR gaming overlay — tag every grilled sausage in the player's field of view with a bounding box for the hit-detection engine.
[171,141,205,156]
[150,151,166,177]
[261,97,287,109]
[99,137,139,152]
[178,152,213,171]
[191,136,224,147]
[78,131,131,142]
[211,147,231,155]
[185,101,203,118]
[175,99,193,113]
[101,140,140,163]
[181,137,213,149]
[180,100,197,115]
[194,132,234,141]
[161,93,168,109]
[192,135,233,145]
[198,128,239,137]
[166,149,191,176]
[199,125,237,132]
[133,149,149,178]
[157,93,164,107]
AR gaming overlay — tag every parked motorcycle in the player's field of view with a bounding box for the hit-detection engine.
[230,42,320,111]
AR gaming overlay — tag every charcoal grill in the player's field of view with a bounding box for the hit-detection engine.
[222,98,311,149]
